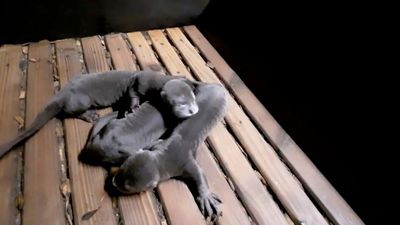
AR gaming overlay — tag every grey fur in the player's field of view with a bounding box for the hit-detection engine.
[79,100,178,167]
[111,83,227,218]
[0,70,198,158]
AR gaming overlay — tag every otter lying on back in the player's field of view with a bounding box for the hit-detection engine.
[79,79,200,167]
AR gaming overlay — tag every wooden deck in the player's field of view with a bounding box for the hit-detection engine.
[0,26,364,225]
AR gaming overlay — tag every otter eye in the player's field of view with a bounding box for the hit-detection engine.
[175,102,186,107]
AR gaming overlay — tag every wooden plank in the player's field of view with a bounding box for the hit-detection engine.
[22,41,65,225]
[126,32,162,70]
[157,180,205,225]
[166,27,329,225]
[183,25,365,225]
[81,37,109,73]
[147,30,285,225]
[0,45,23,225]
[148,30,190,75]
[83,35,160,225]
[209,123,290,225]
[55,39,117,225]
[197,144,252,225]
[103,34,161,225]
[105,34,137,71]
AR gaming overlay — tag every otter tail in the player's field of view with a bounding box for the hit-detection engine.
[0,100,63,158]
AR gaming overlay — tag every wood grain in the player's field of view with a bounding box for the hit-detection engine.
[126,32,162,70]
[197,144,252,225]
[183,25,364,225]
[81,37,109,73]
[148,30,189,75]
[23,41,66,225]
[0,45,23,225]
[105,34,137,71]
[56,39,117,225]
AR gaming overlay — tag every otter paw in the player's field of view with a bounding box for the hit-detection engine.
[197,192,222,220]
[79,110,99,123]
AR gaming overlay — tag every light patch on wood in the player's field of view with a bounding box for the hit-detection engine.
[14,116,24,129]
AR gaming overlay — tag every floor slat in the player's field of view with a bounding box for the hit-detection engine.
[23,41,66,225]
[0,45,23,225]
[56,39,117,225]
[105,34,137,71]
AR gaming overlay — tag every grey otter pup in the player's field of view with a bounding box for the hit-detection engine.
[0,70,198,158]
[80,89,195,166]
[78,104,167,167]
[79,79,201,167]
[111,83,227,218]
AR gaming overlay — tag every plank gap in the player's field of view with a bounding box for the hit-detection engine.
[50,42,74,225]
[17,45,28,225]
[120,33,140,70]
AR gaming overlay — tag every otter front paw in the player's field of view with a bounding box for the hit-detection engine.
[79,110,99,123]
[197,192,222,220]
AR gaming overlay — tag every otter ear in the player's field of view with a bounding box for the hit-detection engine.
[180,78,203,90]
[160,90,166,98]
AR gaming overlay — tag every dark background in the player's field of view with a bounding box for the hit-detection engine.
[1,0,389,223]
[196,2,389,224]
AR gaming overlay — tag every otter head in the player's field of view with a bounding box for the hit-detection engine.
[112,151,160,194]
[160,79,199,119]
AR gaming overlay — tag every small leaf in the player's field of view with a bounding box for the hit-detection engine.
[66,213,73,225]
[22,46,28,55]
[60,180,71,198]
[19,91,26,99]
[29,58,38,63]
[15,195,24,210]
[81,196,104,220]
[81,208,100,220]
[14,116,24,129]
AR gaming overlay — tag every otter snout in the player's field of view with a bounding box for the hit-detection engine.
[174,102,199,118]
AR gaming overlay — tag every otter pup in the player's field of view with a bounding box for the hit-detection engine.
[111,83,227,218]
[79,79,200,167]
[0,71,198,158]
